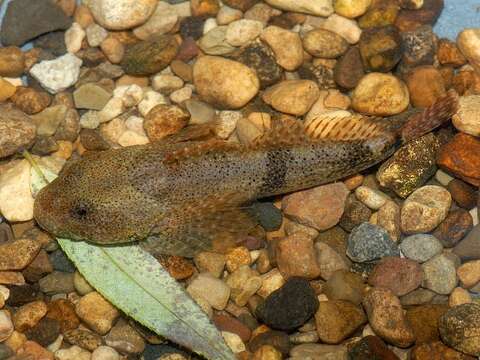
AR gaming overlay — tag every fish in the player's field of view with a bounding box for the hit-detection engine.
[33,90,459,258]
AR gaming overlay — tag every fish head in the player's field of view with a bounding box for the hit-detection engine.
[34,149,161,244]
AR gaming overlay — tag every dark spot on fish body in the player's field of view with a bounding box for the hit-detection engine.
[259,148,292,195]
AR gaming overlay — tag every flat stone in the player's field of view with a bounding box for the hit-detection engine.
[75,292,120,335]
[400,234,443,263]
[143,104,189,141]
[433,209,473,248]
[263,80,320,116]
[38,271,75,295]
[133,1,179,40]
[0,106,36,159]
[187,272,231,310]
[0,0,71,46]
[405,65,446,108]
[422,254,457,295]
[454,225,480,261]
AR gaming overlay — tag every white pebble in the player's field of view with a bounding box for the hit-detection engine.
[0,160,34,222]
[152,74,184,94]
[98,97,125,123]
[125,116,147,136]
[471,208,478,227]
[222,331,245,353]
[65,23,86,53]
[203,18,218,34]
[118,130,149,147]
[113,84,144,107]
[86,23,109,47]
[435,169,454,186]
[30,53,82,94]
[91,346,120,360]
[47,334,63,352]
[55,345,91,360]
[138,90,168,116]
[355,186,389,210]
[225,19,264,47]
[321,13,362,44]
[80,111,101,129]
[170,85,193,104]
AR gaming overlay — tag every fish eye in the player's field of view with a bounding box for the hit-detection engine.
[71,202,90,220]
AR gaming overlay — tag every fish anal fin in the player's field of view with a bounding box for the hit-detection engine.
[140,193,257,258]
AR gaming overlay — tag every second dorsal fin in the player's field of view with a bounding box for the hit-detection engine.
[304,113,390,141]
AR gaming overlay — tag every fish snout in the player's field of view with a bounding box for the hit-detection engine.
[33,186,63,236]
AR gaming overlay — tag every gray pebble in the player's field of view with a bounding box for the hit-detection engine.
[400,234,443,263]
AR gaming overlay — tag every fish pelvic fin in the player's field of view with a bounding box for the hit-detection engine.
[140,192,257,258]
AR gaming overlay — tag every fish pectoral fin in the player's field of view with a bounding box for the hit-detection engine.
[140,194,258,258]
[304,114,391,141]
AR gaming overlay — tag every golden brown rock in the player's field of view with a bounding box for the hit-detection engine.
[0,47,25,77]
[395,0,443,32]
[437,38,467,67]
[405,66,446,108]
[411,341,476,360]
[358,0,399,29]
[191,0,220,17]
[11,87,51,115]
[143,104,189,142]
[0,78,16,102]
[437,133,480,186]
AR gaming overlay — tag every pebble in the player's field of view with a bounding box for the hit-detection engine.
[86,0,157,30]
[377,200,401,242]
[411,341,476,360]
[152,74,184,95]
[63,328,102,351]
[91,346,120,360]
[30,54,83,94]
[0,0,72,46]
[193,55,259,109]
[347,222,400,263]
[143,104,189,141]
[405,304,447,344]
[457,260,480,289]
[359,25,402,72]
[282,182,349,231]
[75,292,119,335]
[187,272,231,310]
[46,299,80,333]
[0,160,34,221]
[0,47,25,77]
[439,303,480,356]
[12,87,51,115]
[255,277,318,331]
[225,19,264,47]
[133,2,179,40]
[377,134,440,198]
[216,5,242,25]
[334,47,364,90]
[105,318,145,354]
[315,241,350,281]
[17,340,54,360]
[437,133,480,187]
[303,28,349,59]
[0,311,13,342]
[193,252,225,278]
[73,83,112,110]
[401,25,436,67]
[422,254,458,295]
[405,66,446,108]
[334,0,371,18]
[260,26,303,71]
[449,287,472,307]
[323,269,365,305]
[401,185,452,234]
[290,343,347,359]
[316,300,366,344]
[13,300,47,332]
[400,234,443,263]
[452,95,480,137]
[198,26,236,56]
[339,194,372,232]
[213,313,251,342]
[433,209,473,248]
[448,179,478,210]
[38,271,74,295]
[457,28,480,74]
[100,36,125,64]
[252,345,282,360]
[321,13,362,44]
[368,257,423,296]
[276,232,320,279]
[257,269,285,298]
[225,246,251,273]
[348,335,399,359]
[226,265,262,306]
[454,225,480,261]
[138,90,168,117]
[363,287,415,347]
[55,345,91,360]
[437,38,467,67]
[352,73,410,116]
[24,317,60,347]
[264,0,334,16]
[262,80,320,116]
[65,23,86,54]
[248,330,291,356]
[121,35,179,76]
[355,186,388,210]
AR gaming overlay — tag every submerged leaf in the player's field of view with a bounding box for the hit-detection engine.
[28,152,235,360]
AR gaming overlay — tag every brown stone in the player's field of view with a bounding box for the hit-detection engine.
[46,299,80,333]
[453,70,480,96]
[63,328,103,351]
[358,1,400,29]
[448,179,478,210]
[213,313,252,342]
[16,341,53,360]
[0,46,25,77]
[437,38,467,67]
[406,304,449,344]
[0,239,41,271]
[437,133,480,186]
[406,66,446,108]
[191,0,220,17]
[314,300,367,344]
[395,0,444,32]
[13,300,48,332]
[334,46,365,90]
[22,250,53,283]
[348,335,400,359]
[368,257,423,297]
[276,233,321,280]
[411,341,476,360]
[433,209,473,248]
[11,87,51,115]
[143,104,189,142]
[222,0,258,11]
[156,255,194,280]
[359,25,402,73]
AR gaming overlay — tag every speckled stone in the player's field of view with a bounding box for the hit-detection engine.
[400,25,435,68]
[346,223,400,263]
[400,234,443,263]
[406,304,449,344]
[377,134,440,198]
[422,254,457,295]
[358,25,402,72]
[433,209,473,248]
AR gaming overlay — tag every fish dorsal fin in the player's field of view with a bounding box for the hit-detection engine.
[304,114,389,141]
[163,139,242,164]
[140,192,257,258]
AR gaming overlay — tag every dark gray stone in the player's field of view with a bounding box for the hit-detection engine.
[1,0,72,46]
[250,201,282,232]
[453,225,480,261]
[346,223,400,262]
[49,249,76,273]
[34,31,68,57]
